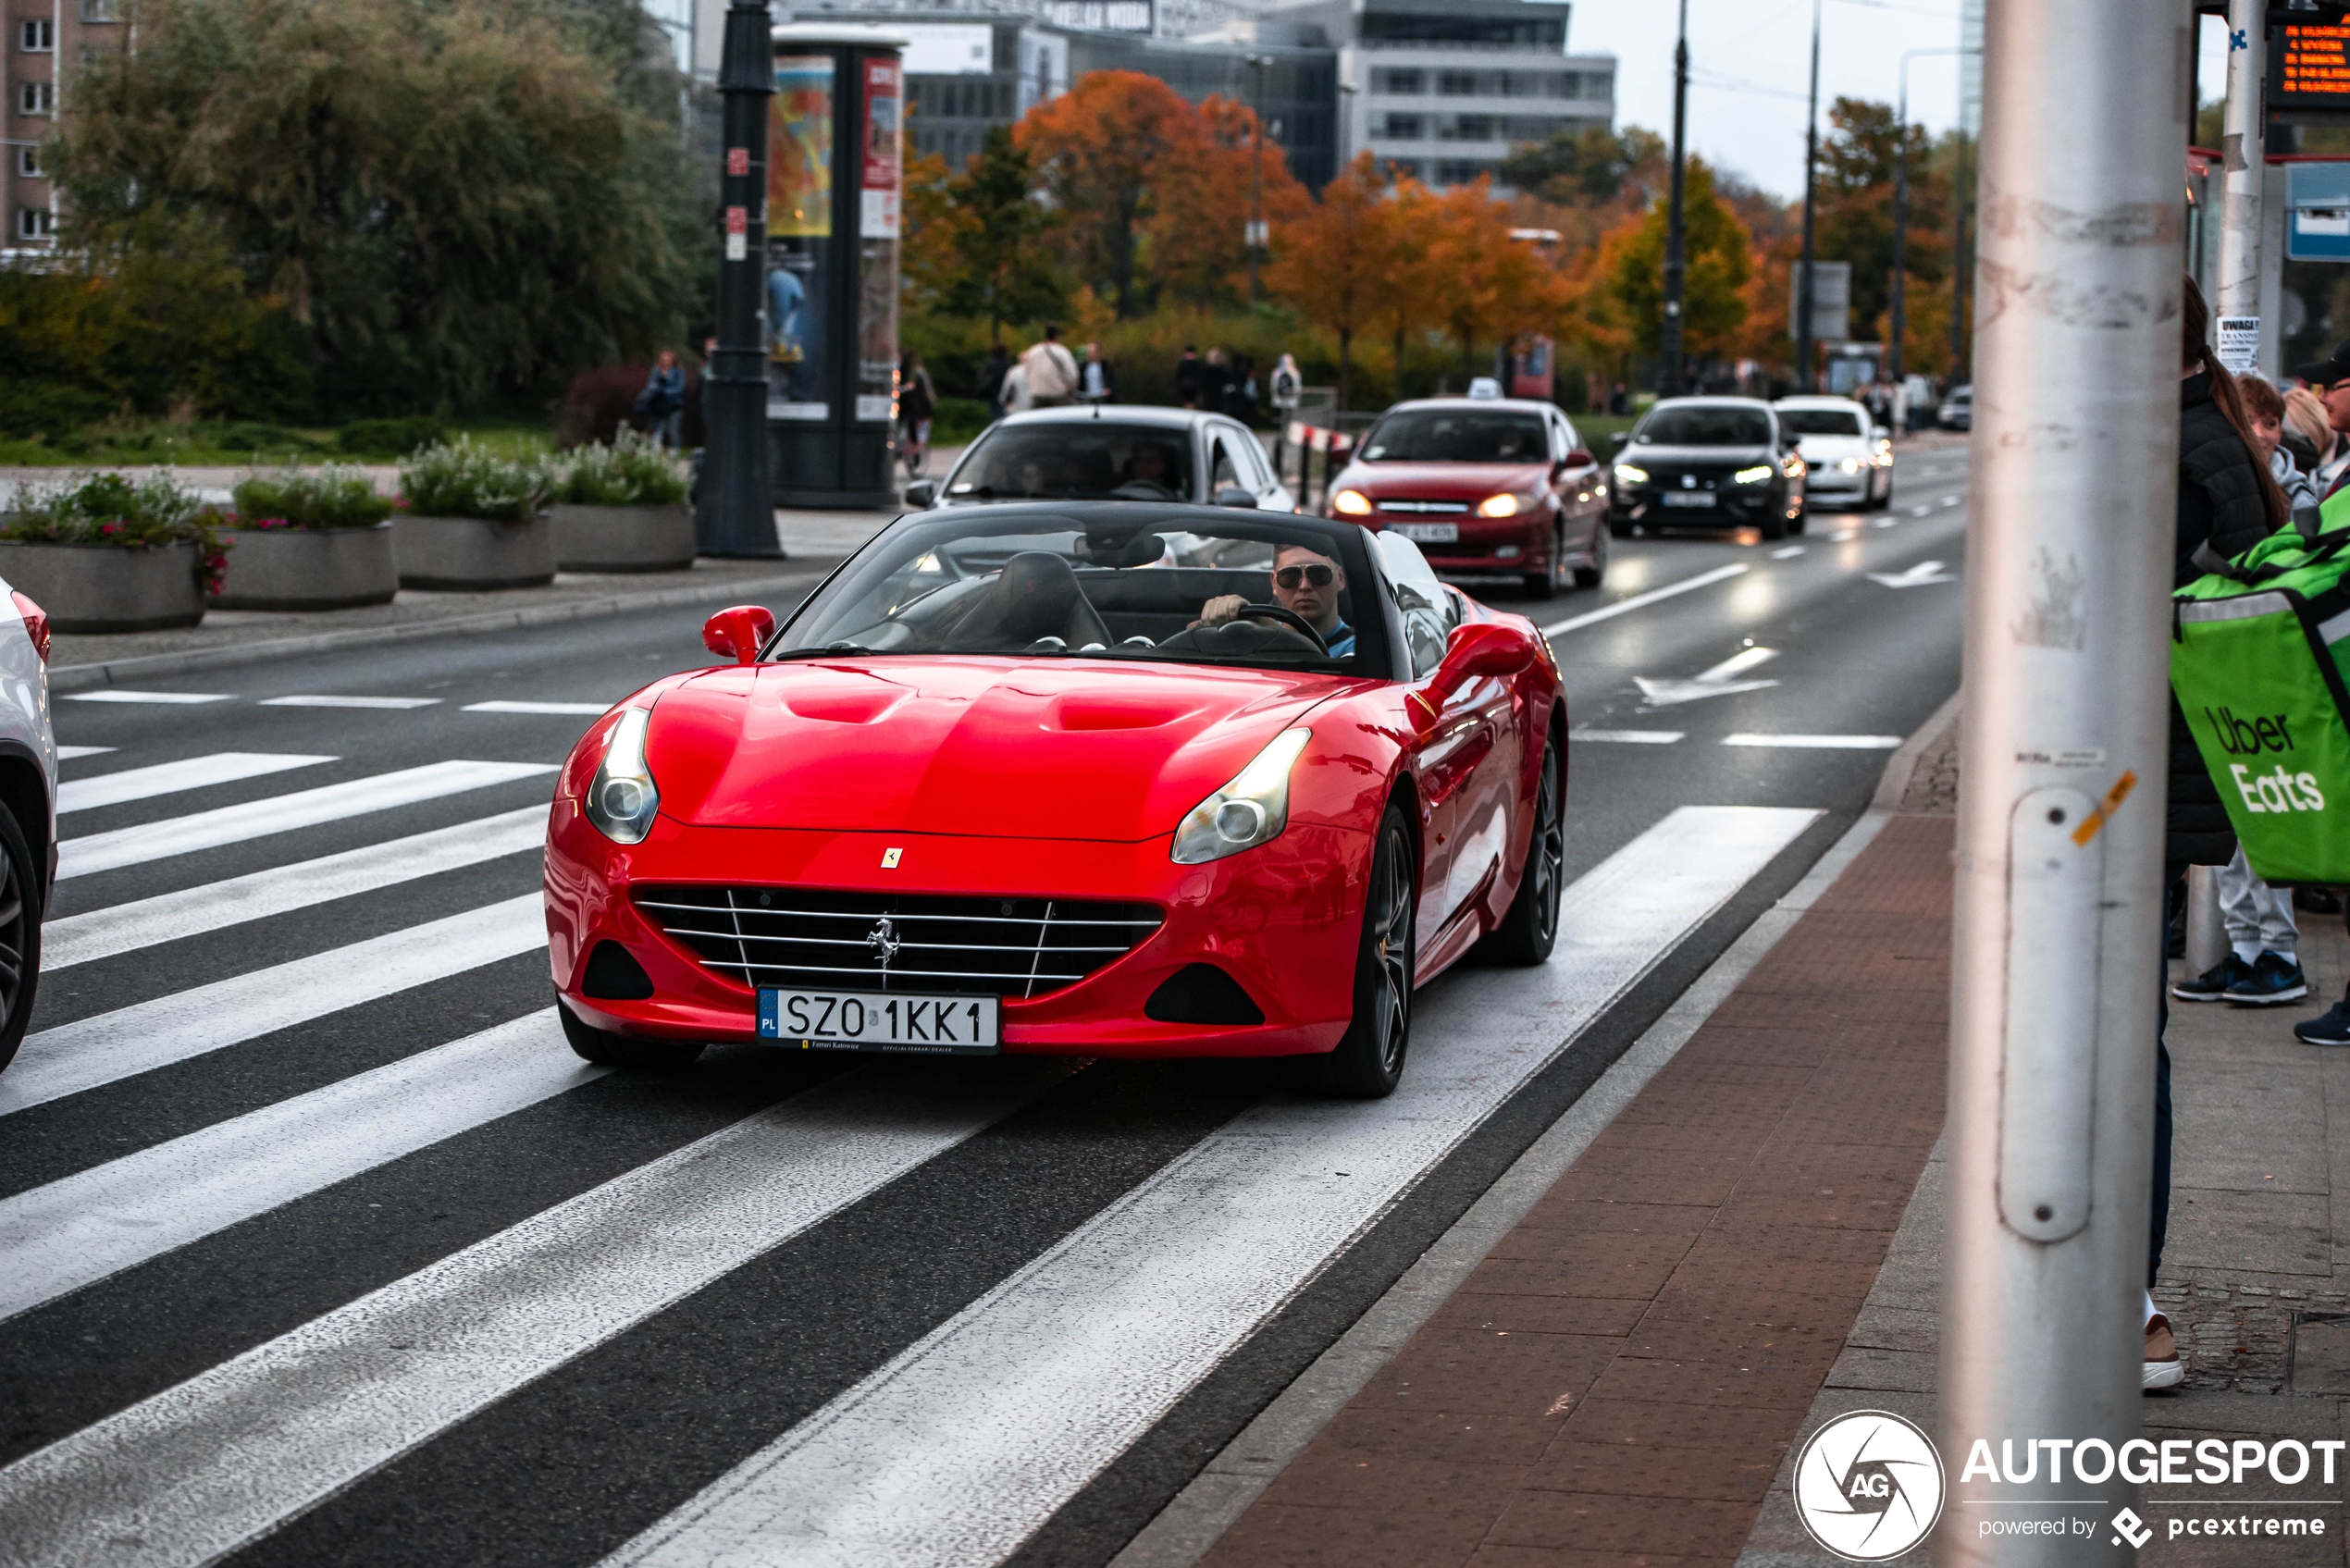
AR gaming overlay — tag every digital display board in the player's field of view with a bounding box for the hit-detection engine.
[2271,22,2350,120]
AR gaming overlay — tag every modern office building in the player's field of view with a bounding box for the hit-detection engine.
[2,0,129,252]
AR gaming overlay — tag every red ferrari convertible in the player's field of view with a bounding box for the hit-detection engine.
[543,504,1565,1096]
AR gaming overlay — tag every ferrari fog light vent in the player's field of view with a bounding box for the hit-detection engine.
[580,941,655,1000]
[1144,964,1265,1026]
[634,887,1163,1000]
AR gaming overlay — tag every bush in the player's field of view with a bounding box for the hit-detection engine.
[0,471,231,591]
[397,436,550,522]
[199,421,330,456]
[550,428,688,506]
[930,397,990,445]
[338,416,449,459]
[0,382,118,441]
[229,466,394,530]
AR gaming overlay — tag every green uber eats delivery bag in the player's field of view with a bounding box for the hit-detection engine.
[2172,491,2350,883]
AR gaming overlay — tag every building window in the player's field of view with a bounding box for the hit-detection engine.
[17,144,39,178]
[17,206,55,241]
[20,18,54,50]
[79,0,120,19]
[1371,113,1426,140]
[1369,68,1423,94]
[19,80,55,115]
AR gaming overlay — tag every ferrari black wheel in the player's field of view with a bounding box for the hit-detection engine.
[1482,734,1564,965]
[1295,804,1415,1098]
[0,804,41,1076]
[559,1000,707,1069]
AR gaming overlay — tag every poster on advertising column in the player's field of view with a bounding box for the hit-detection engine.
[768,56,834,419]
[856,56,902,426]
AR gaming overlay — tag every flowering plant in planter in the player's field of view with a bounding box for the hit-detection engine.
[0,471,232,594]
[229,467,394,531]
[550,429,690,507]
[397,438,550,523]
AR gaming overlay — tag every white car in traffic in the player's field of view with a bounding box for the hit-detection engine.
[0,582,56,1076]
[1773,395,1893,511]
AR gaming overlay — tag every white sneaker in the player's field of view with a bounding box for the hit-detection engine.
[2144,1313,2185,1391]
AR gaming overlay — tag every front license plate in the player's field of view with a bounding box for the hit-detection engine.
[758,988,1000,1055]
[1387,522,1459,542]
[1661,492,1717,509]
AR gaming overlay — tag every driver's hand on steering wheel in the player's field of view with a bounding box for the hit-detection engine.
[1198,593,1247,627]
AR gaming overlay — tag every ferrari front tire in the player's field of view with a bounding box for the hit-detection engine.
[1293,804,1416,1099]
[559,1000,707,1069]
[1482,733,1564,966]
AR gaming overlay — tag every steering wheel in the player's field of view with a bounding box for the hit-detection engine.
[1217,602,1329,655]
[1109,479,1179,500]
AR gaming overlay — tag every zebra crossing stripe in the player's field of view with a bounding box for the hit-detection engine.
[43,808,548,971]
[57,753,335,815]
[0,1011,598,1323]
[0,1058,1080,1568]
[56,759,556,881]
[0,894,549,1116]
[606,806,1824,1568]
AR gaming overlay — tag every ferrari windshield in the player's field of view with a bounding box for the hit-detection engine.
[1776,408,1867,437]
[1359,409,1547,463]
[946,423,1197,502]
[774,506,1380,672]
[1635,405,1775,446]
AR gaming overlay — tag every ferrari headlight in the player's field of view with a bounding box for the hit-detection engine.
[1732,464,1774,485]
[1332,488,1373,516]
[1613,463,1649,486]
[1476,493,1523,518]
[1171,727,1312,864]
[585,706,660,845]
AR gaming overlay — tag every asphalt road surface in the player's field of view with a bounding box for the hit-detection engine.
[0,446,1973,1568]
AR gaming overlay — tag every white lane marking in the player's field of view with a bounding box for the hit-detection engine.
[61,691,229,705]
[0,1011,600,1323]
[1908,504,1932,516]
[1866,560,1956,588]
[0,895,547,1116]
[606,806,1824,1568]
[0,1059,1079,1568]
[1873,516,1899,529]
[1722,733,1902,748]
[55,747,113,761]
[1941,494,1961,507]
[1768,545,1806,559]
[1634,645,1780,708]
[56,753,334,816]
[258,696,441,710]
[43,808,547,970]
[56,759,556,881]
[463,700,612,716]
[1570,728,1684,744]
[1540,562,1749,636]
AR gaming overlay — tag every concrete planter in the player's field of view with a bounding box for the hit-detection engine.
[393,513,554,591]
[550,502,696,574]
[0,539,204,632]
[210,524,397,611]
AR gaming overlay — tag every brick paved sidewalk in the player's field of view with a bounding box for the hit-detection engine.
[1194,813,1955,1568]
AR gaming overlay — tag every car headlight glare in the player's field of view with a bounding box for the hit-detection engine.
[1613,463,1649,485]
[1476,493,1523,518]
[1172,727,1311,864]
[585,706,661,845]
[1332,488,1373,516]
[1732,464,1774,485]
[1839,456,1862,474]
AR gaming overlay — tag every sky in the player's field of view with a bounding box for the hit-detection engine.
[1565,2,2236,204]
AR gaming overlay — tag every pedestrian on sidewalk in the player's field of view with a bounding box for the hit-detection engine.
[2239,373,2320,516]
[633,351,687,451]
[897,351,936,476]
[979,343,1012,422]
[2292,339,2350,500]
[1020,326,1080,409]
[1078,341,1116,405]
[2282,383,2333,476]
[2152,277,2293,1390]
[1176,345,1205,409]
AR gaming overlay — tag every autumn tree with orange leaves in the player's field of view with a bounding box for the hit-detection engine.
[1423,179,1568,377]
[1262,153,1392,411]
[1149,93,1309,307]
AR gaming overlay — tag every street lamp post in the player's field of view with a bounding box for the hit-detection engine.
[1793,0,1821,394]
[1942,0,2186,1558]
[2215,0,2265,352]
[1248,54,1270,305]
[1889,47,1974,389]
[699,0,778,558]
[1660,0,1689,399]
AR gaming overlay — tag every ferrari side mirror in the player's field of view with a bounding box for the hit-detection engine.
[1429,620,1531,700]
[702,603,777,665]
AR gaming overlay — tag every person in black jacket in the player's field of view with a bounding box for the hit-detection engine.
[2146,277,2293,1391]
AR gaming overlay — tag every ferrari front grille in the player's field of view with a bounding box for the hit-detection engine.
[634,886,1164,1000]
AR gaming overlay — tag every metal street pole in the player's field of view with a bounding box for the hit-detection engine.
[699,0,778,558]
[1949,130,1971,385]
[1941,0,2186,1559]
[1793,0,1821,394]
[1890,47,1973,389]
[1249,54,1269,305]
[2215,0,2264,360]
[1660,0,1689,398]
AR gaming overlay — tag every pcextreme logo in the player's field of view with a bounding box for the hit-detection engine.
[1793,1410,1948,1562]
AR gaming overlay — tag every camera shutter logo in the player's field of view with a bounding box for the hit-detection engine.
[1792,1410,1946,1561]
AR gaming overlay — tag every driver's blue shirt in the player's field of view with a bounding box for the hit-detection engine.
[1324,619,1355,658]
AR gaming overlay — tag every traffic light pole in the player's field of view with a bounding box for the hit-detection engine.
[699,0,779,558]
[1793,0,1821,394]
[1660,0,1688,399]
[1941,0,2185,1558]
[2215,0,2264,353]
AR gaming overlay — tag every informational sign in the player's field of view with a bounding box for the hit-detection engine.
[860,56,901,240]
[2290,160,2350,261]
[897,23,992,76]
[2218,315,2262,374]
[1789,261,1851,344]
[2270,19,2350,123]
[770,56,835,239]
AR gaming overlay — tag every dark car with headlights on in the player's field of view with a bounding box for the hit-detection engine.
[1323,398,1608,599]
[1606,398,1806,541]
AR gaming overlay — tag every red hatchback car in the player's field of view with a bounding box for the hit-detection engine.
[1325,398,1610,599]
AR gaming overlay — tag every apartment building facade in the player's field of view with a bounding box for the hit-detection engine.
[3,0,126,250]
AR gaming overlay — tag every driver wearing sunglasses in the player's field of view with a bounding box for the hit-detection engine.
[1195,542,1354,656]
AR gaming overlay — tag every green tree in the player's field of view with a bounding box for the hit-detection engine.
[943,128,1067,344]
[53,0,703,417]
[1814,96,1948,354]
[1500,126,1666,205]
[1600,160,1752,359]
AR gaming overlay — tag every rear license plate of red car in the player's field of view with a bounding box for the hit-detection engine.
[1387,522,1458,543]
[757,988,1000,1055]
